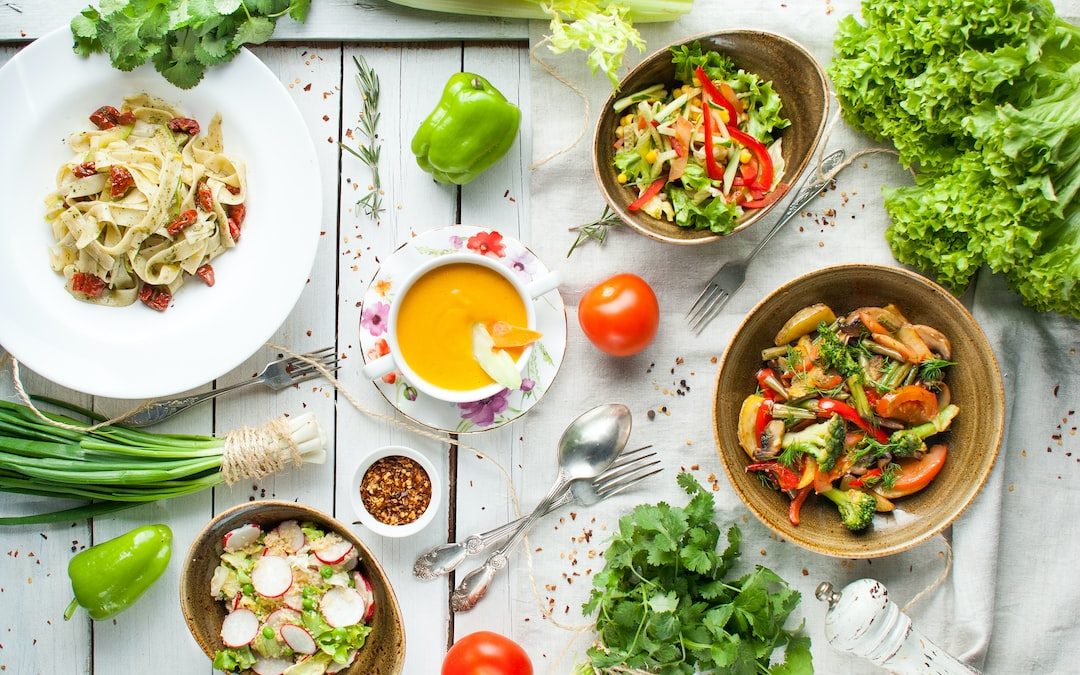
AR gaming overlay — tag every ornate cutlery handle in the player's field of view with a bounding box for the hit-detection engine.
[124,379,255,427]
[413,489,574,580]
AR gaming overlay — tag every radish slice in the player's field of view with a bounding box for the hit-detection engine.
[280,624,316,655]
[338,548,359,572]
[321,587,366,628]
[326,650,357,674]
[314,540,354,565]
[263,608,301,638]
[354,572,376,622]
[222,524,261,552]
[282,588,304,611]
[251,556,292,598]
[231,592,243,611]
[273,520,305,552]
[252,658,293,675]
[220,608,259,647]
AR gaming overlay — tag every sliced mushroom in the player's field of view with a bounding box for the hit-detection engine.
[873,333,919,363]
[896,325,934,362]
[912,324,952,360]
[937,382,951,409]
[754,420,786,461]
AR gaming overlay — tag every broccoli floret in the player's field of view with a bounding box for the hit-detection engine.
[779,414,846,471]
[822,488,877,531]
[855,404,960,462]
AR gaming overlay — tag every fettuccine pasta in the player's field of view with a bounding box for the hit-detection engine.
[44,94,247,311]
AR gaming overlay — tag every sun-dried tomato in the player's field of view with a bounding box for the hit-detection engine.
[227,202,246,226]
[89,106,119,130]
[195,264,215,287]
[109,166,135,197]
[115,110,135,125]
[166,209,198,236]
[167,117,200,135]
[71,273,106,298]
[225,184,241,195]
[138,285,171,312]
[73,162,97,178]
[196,182,213,212]
[227,218,241,242]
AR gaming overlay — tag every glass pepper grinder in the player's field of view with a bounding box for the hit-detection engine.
[816,579,981,675]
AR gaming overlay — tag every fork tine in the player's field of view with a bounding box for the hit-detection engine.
[596,457,662,487]
[596,467,664,499]
[692,290,730,334]
[689,289,727,333]
[291,365,341,384]
[311,351,340,367]
[291,359,339,379]
[604,445,654,471]
[600,453,659,481]
[687,286,723,328]
[300,346,336,360]
[685,283,717,320]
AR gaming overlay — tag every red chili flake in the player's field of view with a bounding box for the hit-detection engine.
[138,285,171,312]
[73,162,96,178]
[167,117,200,135]
[196,182,213,211]
[70,273,105,298]
[109,166,134,197]
[166,209,198,236]
[195,264,215,287]
[89,106,119,129]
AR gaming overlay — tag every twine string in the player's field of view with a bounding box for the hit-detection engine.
[220,416,303,485]
[528,37,591,171]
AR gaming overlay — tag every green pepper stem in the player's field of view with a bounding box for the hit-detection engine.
[64,597,79,621]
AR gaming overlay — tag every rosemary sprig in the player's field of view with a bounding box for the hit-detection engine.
[567,206,621,257]
[342,54,383,223]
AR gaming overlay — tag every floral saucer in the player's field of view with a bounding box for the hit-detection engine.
[358,226,567,433]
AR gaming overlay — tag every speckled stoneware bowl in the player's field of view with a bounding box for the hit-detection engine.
[180,500,405,674]
[594,30,829,245]
[713,265,1005,558]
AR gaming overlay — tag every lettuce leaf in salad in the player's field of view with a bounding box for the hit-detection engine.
[212,646,257,672]
[300,522,325,541]
[669,187,743,234]
[545,2,645,89]
[301,609,372,664]
[671,42,735,83]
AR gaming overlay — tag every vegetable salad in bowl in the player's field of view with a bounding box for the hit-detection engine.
[612,42,790,234]
[210,520,376,674]
[738,302,958,532]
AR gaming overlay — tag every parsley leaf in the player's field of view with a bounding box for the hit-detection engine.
[580,473,811,674]
[70,0,310,88]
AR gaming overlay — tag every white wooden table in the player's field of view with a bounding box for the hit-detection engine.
[0,5,537,673]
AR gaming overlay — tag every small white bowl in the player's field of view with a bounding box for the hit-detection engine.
[350,445,441,538]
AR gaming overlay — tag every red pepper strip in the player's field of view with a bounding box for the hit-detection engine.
[788,485,813,525]
[650,120,659,128]
[739,160,758,183]
[746,462,801,491]
[754,400,773,438]
[726,126,773,191]
[743,183,790,209]
[849,468,882,488]
[696,66,738,123]
[701,96,725,181]
[818,398,888,443]
[627,176,667,212]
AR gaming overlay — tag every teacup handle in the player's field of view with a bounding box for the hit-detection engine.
[525,271,561,299]
[361,353,396,380]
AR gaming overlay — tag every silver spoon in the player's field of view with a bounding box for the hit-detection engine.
[449,403,632,612]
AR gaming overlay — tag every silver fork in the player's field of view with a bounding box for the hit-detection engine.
[413,445,661,580]
[686,149,847,334]
[122,347,340,427]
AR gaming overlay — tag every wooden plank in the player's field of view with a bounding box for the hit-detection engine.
[452,42,532,642]
[335,43,460,674]
[0,43,93,675]
[0,1,528,42]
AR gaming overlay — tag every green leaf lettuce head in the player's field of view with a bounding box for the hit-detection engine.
[70,0,312,89]
[579,473,812,674]
[830,0,1080,318]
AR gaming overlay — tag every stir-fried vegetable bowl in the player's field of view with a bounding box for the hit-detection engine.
[611,42,790,234]
[738,302,959,531]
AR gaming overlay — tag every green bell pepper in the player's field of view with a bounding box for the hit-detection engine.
[64,524,172,621]
[411,72,521,185]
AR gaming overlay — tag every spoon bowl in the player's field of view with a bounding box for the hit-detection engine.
[557,403,633,480]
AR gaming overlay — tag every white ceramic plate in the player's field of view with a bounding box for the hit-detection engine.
[0,28,321,399]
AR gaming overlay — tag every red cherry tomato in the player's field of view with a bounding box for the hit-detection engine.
[442,631,533,675]
[578,273,659,357]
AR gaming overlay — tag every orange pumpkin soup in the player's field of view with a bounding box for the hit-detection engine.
[397,263,527,391]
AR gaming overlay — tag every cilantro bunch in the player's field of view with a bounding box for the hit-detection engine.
[578,474,812,675]
[70,0,312,89]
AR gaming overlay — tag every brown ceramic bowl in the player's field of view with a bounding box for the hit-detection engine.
[594,30,829,245]
[180,500,405,673]
[713,265,1004,558]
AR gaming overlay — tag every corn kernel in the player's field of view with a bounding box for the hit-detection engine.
[645,149,658,164]
[740,149,752,163]
[617,172,628,184]
[621,114,633,126]
[615,127,624,138]
[692,77,701,87]
[718,108,730,124]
